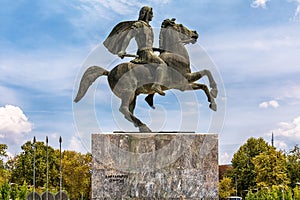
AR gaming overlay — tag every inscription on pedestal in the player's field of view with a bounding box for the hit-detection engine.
[92,133,218,200]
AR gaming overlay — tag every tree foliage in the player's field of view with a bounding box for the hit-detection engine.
[18,181,29,200]
[231,137,272,194]
[219,177,236,199]
[0,181,9,200]
[294,186,300,200]
[229,138,300,199]
[245,185,296,200]
[286,144,300,188]
[1,137,298,199]
[0,144,9,186]
[252,148,290,188]
[0,144,8,166]
[62,150,92,200]
[3,140,92,199]
[9,141,60,188]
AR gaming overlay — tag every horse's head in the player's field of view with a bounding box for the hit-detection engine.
[159,18,198,51]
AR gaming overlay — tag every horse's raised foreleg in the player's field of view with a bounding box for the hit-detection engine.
[185,69,218,98]
[119,92,152,132]
[189,83,217,111]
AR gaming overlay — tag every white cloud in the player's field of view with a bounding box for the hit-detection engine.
[269,100,279,108]
[271,116,300,142]
[68,136,88,153]
[94,0,171,15]
[288,0,300,20]
[259,102,268,108]
[96,0,143,15]
[204,25,300,81]
[220,152,232,165]
[0,105,33,145]
[275,139,288,149]
[272,83,300,107]
[0,86,18,106]
[282,84,300,100]
[0,48,85,95]
[49,133,58,141]
[296,3,300,19]
[259,100,279,108]
[66,0,172,30]
[251,0,270,8]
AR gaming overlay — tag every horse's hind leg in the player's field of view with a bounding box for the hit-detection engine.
[129,96,152,132]
[185,69,218,98]
[119,94,133,122]
[119,92,152,132]
[129,96,136,114]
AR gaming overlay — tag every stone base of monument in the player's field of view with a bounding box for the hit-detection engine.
[92,133,218,200]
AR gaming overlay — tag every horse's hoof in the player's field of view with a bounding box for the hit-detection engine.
[210,88,218,98]
[209,103,217,111]
[139,125,152,133]
[124,115,133,123]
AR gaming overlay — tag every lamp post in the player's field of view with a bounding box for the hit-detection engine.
[33,136,36,200]
[59,136,62,200]
[46,136,49,200]
[234,173,238,196]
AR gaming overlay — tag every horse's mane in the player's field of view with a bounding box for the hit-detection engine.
[161,18,176,28]
[159,18,177,50]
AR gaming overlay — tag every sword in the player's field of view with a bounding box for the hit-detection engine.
[120,53,139,59]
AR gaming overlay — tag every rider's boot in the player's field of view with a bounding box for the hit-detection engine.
[145,94,155,109]
[151,64,167,96]
[151,84,165,96]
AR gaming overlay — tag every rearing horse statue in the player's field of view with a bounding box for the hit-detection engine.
[74,18,218,132]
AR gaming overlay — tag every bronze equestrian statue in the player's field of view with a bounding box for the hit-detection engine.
[74,6,218,132]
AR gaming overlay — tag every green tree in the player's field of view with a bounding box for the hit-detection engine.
[270,186,280,199]
[219,177,236,199]
[61,150,92,200]
[9,141,60,189]
[7,140,93,198]
[285,187,293,200]
[293,186,300,200]
[286,145,300,188]
[245,189,256,200]
[257,188,270,199]
[252,148,290,188]
[231,137,271,195]
[10,183,18,200]
[0,181,10,200]
[18,181,29,200]
[0,144,9,186]
[0,144,8,168]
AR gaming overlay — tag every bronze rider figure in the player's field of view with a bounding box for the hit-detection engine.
[103,6,168,96]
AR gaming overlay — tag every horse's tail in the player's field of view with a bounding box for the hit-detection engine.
[74,66,109,103]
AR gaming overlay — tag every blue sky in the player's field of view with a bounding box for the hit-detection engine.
[1,0,300,164]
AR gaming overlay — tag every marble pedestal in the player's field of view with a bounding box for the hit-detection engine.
[92,133,218,200]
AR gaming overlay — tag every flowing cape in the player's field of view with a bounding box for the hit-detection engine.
[103,21,136,55]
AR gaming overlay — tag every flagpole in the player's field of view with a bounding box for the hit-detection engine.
[46,136,49,200]
[59,136,62,200]
[33,136,36,200]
